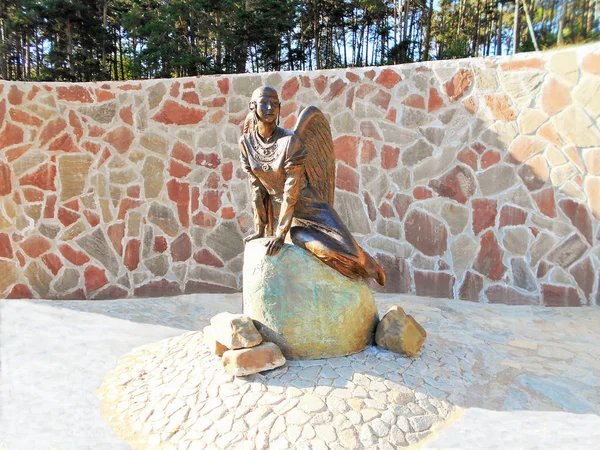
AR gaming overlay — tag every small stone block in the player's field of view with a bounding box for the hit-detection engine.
[222,342,286,377]
[203,325,229,356]
[210,312,262,350]
[375,306,427,357]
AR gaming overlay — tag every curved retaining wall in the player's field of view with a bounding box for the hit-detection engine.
[1,44,599,305]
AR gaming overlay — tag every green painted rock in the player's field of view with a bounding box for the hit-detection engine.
[243,239,379,360]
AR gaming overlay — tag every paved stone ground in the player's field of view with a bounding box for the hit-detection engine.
[2,294,600,449]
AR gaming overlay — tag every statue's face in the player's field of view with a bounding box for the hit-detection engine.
[254,92,280,125]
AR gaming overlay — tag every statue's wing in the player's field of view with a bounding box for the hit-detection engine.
[293,106,335,206]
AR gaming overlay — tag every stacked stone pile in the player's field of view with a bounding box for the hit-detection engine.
[375,306,427,357]
[203,312,286,376]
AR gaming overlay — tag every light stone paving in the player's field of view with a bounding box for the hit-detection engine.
[88,293,600,450]
[2,294,600,449]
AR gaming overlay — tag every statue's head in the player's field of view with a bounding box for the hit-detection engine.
[249,86,280,126]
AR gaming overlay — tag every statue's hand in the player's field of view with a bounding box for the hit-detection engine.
[243,231,264,245]
[265,235,285,256]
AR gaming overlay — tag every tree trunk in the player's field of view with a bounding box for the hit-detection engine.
[240,0,250,73]
[216,10,222,71]
[513,0,521,53]
[473,0,481,56]
[423,0,433,61]
[313,0,320,69]
[557,0,566,46]
[102,0,108,71]
[522,0,539,51]
[496,2,503,55]
[119,27,124,80]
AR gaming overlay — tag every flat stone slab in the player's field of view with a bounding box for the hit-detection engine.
[243,239,379,359]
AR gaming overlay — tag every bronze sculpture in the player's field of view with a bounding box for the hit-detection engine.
[239,86,386,286]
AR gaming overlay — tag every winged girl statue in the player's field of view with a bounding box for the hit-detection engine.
[239,86,386,286]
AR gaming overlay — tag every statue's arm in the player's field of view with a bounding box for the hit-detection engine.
[239,139,268,239]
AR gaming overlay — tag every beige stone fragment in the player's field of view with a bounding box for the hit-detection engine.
[473,66,499,91]
[148,82,167,110]
[502,227,531,256]
[142,156,165,199]
[585,176,600,219]
[221,342,285,377]
[108,155,127,169]
[560,181,586,202]
[25,261,52,297]
[544,145,568,167]
[203,325,228,356]
[375,305,427,357]
[0,209,12,231]
[553,106,600,148]
[127,212,142,237]
[0,260,19,294]
[25,103,56,119]
[60,221,86,241]
[58,154,94,201]
[583,148,600,175]
[13,152,47,177]
[572,76,600,117]
[140,133,169,155]
[99,199,113,223]
[3,197,17,219]
[549,50,579,85]
[550,163,578,187]
[210,312,262,350]
[333,112,357,134]
[109,168,137,185]
[518,109,548,134]
[93,173,108,197]
[195,128,218,149]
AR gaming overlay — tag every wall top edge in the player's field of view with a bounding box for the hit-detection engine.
[0,43,598,87]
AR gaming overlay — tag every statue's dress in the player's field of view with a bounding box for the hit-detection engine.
[239,128,378,281]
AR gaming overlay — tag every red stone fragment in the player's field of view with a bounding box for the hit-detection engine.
[444,69,473,102]
[21,188,43,202]
[127,185,140,198]
[88,125,106,138]
[499,205,527,228]
[191,186,200,212]
[280,102,296,118]
[134,279,182,298]
[6,144,30,162]
[346,72,360,82]
[221,207,235,219]
[356,84,376,99]
[59,243,90,266]
[8,85,24,105]
[209,110,225,124]
[471,199,497,235]
[10,109,43,126]
[43,194,57,218]
[359,121,381,140]
[282,77,300,101]
[364,193,377,222]
[171,233,192,262]
[485,94,517,121]
[152,100,207,125]
[0,233,13,258]
[154,236,168,253]
[361,141,376,164]
[370,90,391,110]
[413,186,433,200]
[48,133,79,152]
[414,271,455,299]
[473,230,507,281]
[375,69,402,89]
[85,265,108,293]
[93,285,129,300]
[459,271,484,302]
[485,285,540,305]
[192,211,217,228]
[65,199,81,212]
[7,284,33,299]
[107,222,125,256]
[457,148,478,171]
[202,191,221,213]
[96,89,116,102]
[428,166,477,204]
[105,126,134,154]
[16,251,25,267]
[124,239,141,271]
[333,136,359,168]
[171,141,194,164]
[428,88,445,112]
[117,198,143,220]
[222,162,233,181]
[19,163,56,191]
[118,83,142,91]
[403,94,425,109]
[0,162,11,196]
[542,284,583,306]
[83,210,100,227]
[18,235,50,258]
[218,78,229,95]
[392,194,412,221]
[386,108,397,122]
[326,79,347,101]
[119,106,133,125]
[203,97,226,108]
[0,122,25,147]
[167,179,190,227]
[57,86,93,103]
[82,141,101,155]
[532,188,556,218]
[42,253,63,275]
[205,172,219,189]
[196,152,221,169]
[314,75,327,95]
[379,202,395,218]
[345,87,355,109]
[480,150,501,169]
[58,207,80,227]
[381,145,400,170]
[336,164,359,193]
[182,91,200,105]
[500,58,545,71]
[559,199,593,245]
[404,209,448,256]
[169,160,192,178]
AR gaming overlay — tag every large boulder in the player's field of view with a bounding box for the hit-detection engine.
[243,239,379,359]
[222,342,286,376]
[375,306,427,357]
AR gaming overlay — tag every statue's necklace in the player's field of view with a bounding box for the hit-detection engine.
[252,129,281,171]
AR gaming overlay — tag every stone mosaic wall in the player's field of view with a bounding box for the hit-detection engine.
[1,44,599,305]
